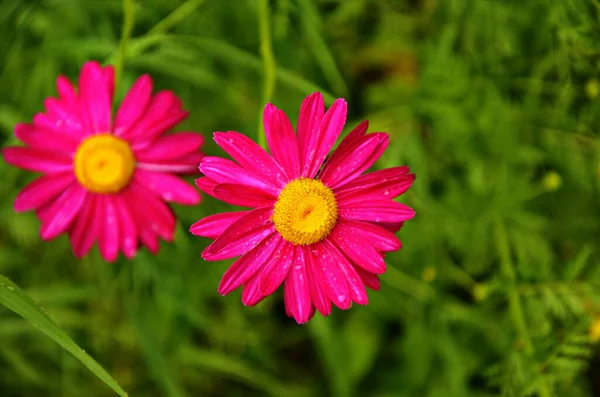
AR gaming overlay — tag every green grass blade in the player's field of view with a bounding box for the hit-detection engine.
[179,347,309,397]
[296,0,348,96]
[0,274,128,397]
[113,33,337,104]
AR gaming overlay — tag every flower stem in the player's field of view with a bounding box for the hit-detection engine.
[115,0,136,85]
[258,0,276,150]
[384,266,435,301]
[494,215,533,354]
[494,215,552,396]
[148,0,205,36]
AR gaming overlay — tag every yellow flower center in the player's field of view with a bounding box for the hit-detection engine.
[272,178,338,245]
[74,133,135,194]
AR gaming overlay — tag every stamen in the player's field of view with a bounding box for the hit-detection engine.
[74,133,135,194]
[272,178,338,245]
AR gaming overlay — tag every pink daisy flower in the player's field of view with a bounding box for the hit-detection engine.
[191,92,415,323]
[1,61,203,262]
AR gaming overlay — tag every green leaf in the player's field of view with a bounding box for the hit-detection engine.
[0,274,128,397]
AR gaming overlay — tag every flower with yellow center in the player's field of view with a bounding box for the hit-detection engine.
[2,61,203,263]
[272,178,338,245]
[192,92,416,324]
[74,133,135,194]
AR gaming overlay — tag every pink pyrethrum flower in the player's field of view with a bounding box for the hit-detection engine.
[191,92,415,323]
[1,61,203,261]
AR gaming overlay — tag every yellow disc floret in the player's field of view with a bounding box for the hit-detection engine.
[272,178,338,245]
[74,133,135,194]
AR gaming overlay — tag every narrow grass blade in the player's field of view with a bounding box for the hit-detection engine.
[179,347,309,397]
[0,274,128,397]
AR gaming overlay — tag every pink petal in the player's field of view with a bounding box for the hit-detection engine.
[36,203,52,223]
[40,183,87,240]
[2,147,72,173]
[202,207,274,260]
[377,221,405,233]
[258,239,294,296]
[339,200,415,224]
[125,91,187,146]
[56,75,77,103]
[335,166,414,202]
[130,110,189,150]
[263,104,300,179]
[14,172,75,212]
[355,266,381,291]
[211,183,276,208]
[125,182,176,244]
[103,66,115,104]
[136,152,203,174]
[194,177,218,196]
[241,273,267,306]
[98,195,120,262]
[79,61,113,133]
[308,306,316,321]
[218,233,281,295]
[113,195,138,259]
[310,241,351,310]
[335,219,401,252]
[33,109,86,139]
[329,224,386,274]
[320,133,389,189]
[303,245,332,316]
[14,123,79,152]
[133,169,200,205]
[283,249,313,324]
[284,287,293,318]
[334,120,369,155]
[213,131,286,188]
[69,194,101,258]
[199,156,280,196]
[114,74,153,136]
[297,92,324,174]
[325,239,368,305]
[301,97,347,178]
[134,132,203,162]
[190,211,248,239]
[128,204,159,254]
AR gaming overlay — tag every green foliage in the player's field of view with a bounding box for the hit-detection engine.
[0,274,128,396]
[1,0,600,396]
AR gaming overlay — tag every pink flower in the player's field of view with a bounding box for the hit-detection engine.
[1,61,203,261]
[191,92,415,323]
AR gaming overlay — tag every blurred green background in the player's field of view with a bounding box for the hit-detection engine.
[2,0,600,396]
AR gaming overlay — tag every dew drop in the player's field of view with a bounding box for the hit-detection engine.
[7,286,14,291]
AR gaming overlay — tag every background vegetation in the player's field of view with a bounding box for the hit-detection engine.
[1,0,600,396]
